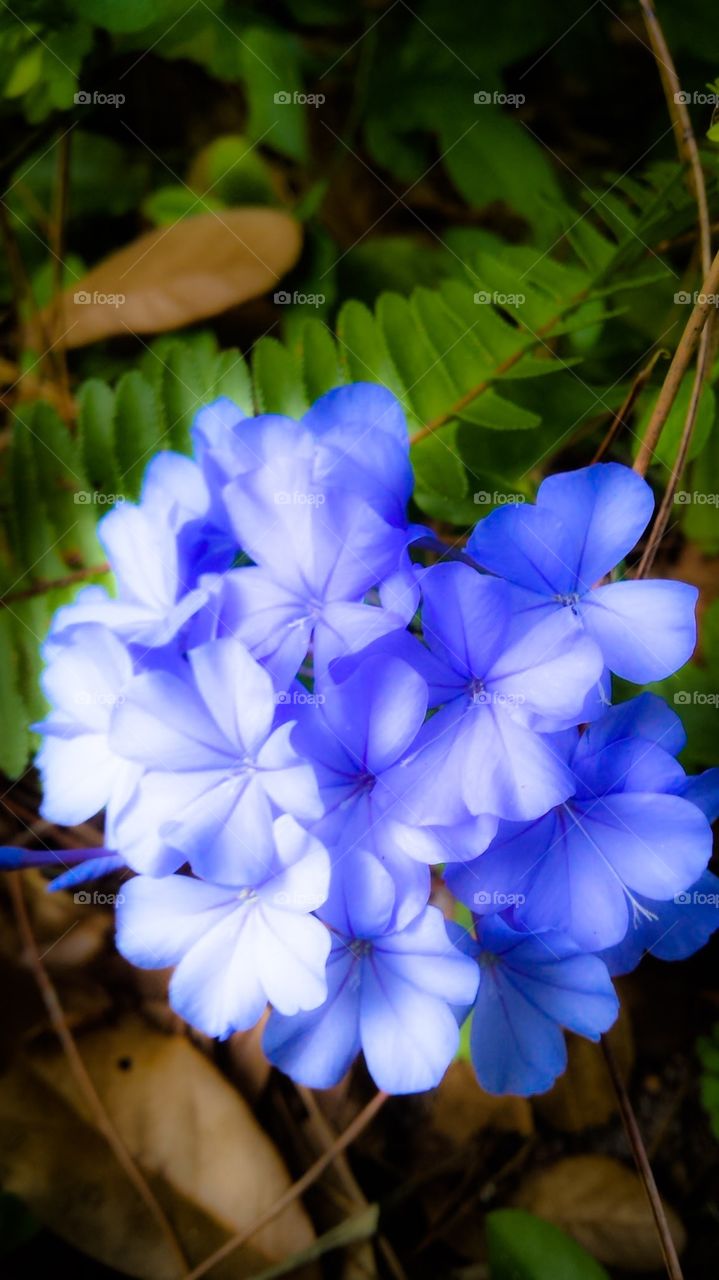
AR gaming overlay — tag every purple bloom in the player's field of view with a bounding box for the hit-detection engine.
[214,456,417,684]
[447,696,713,950]
[194,383,412,526]
[34,622,139,829]
[109,636,322,880]
[264,859,478,1093]
[385,562,603,823]
[116,816,331,1038]
[468,463,697,683]
[465,915,618,1095]
[51,453,226,652]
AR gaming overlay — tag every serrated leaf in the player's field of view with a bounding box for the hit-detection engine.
[298,319,343,401]
[77,378,120,496]
[0,612,31,777]
[210,349,254,416]
[252,337,308,416]
[114,372,165,498]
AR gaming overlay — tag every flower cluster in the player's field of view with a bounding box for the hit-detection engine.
[9,383,719,1096]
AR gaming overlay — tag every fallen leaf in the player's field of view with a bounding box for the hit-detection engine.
[514,1154,685,1272]
[432,1061,534,1142]
[37,208,302,348]
[534,1007,634,1133]
[0,1015,317,1279]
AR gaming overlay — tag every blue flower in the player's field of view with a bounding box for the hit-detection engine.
[212,458,417,684]
[264,857,478,1093]
[34,622,139,829]
[447,695,713,950]
[464,915,618,1096]
[467,463,697,683]
[109,636,322,880]
[51,452,229,652]
[384,562,603,823]
[116,816,331,1038]
[194,383,412,526]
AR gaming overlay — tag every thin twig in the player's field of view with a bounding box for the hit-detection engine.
[297,1086,406,1280]
[8,872,189,1277]
[633,0,715,569]
[184,1090,388,1280]
[601,1037,684,1280]
[48,130,72,410]
[632,249,719,475]
[0,562,111,608]
[591,348,668,463]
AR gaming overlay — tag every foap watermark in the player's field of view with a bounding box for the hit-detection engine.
[274,290,325,308]
[274,490,325,506]
[674,290,719,306]
[274,90,325,107]
[74,90,125,108]
[474,289,525,307]
[674,690,719,707]
[74,690,125,708]
[674,91,719,105]
[474,490,526,505]
[674,889,719,906]
[470,688,526,708]
[473,890,526,907]
[275,690,326,706]
[74,491,125,505]
[74,289,125,308]
[474,90,525,107]
[674,491,719,506]
[74,890,125,906]
[270,889,321,908]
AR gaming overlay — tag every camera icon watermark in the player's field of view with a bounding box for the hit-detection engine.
[274,290,325,308]
[274,490,326,506]
[674,90,719,105]
[275,689,326,706]
[674,490,719,506]
[274,90,325,107]
[74,491,125,505]
[674,290,719,306]
[473,90,525,107]
[474,289,525,307]
[74,90,125,108]
[74,290,125,308]
[74,890,125,906]
[674,690,719,707]
[473,490,526,505]
[674,889,719,905]
[473,890,526,906]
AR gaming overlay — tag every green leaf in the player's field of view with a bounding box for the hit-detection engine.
[24,401,99,565]
[4,44,43,98]
[70,0,191,34]
[142,185,223,227]
[77,378,120,496]
[113,371,165,499]
[0,613,31,778]
[298,318,344,401]
[189,134,278,206]
[241,27,307,162]
[252,336,307,416]
[487,1208,611,1280]
[210,349,254,416]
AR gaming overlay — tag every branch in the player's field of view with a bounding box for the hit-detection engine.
[601,1037,684,1280]
[184,1090,388,1280]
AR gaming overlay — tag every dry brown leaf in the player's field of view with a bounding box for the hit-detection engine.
[514,1154,685,1271]
[0,1014,317,1279]
[534,1007,634,1133]
[432,1061,534,1142]
[38,208,302,348]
